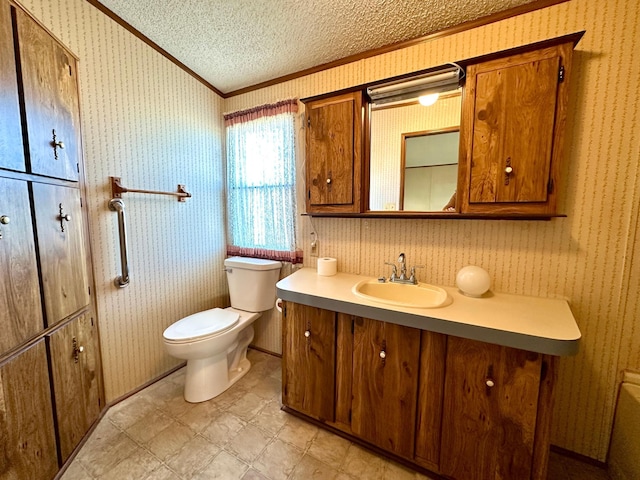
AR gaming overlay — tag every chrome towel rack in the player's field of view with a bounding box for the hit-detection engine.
[110,176,191,202]
[108,198,130,288]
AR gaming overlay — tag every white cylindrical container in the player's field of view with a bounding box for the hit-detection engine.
[317,257,338,276]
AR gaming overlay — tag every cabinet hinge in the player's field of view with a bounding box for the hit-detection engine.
[558,65,565,83]
[77,163,80,173]
[88,286,91,296]
[351,318,355,334]
[548,178,554,194]
[308,189,311,200]
[80,196,83,207]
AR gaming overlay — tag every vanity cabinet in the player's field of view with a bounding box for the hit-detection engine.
[440,336,544,480]
[281,301,555,479]
[0,2,103,477]
[351,317,420,458]
[304,91,364,214]
[282,302,336,422]
[458,41,575,216]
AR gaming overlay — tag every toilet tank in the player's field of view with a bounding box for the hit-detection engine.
[224,257,282,312]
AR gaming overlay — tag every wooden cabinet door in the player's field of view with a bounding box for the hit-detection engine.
[414,331,447,471]
[32,182,90,326]
[440,337,543,480]
[282,302,336,422]
[351,318,420,458]
[48,312,101,462]
[0,1,25,172]
[460,42,573,215]
[0,178,43,355]
[0,341,58,479]
[15,9,80,181]
[305,92,363,213]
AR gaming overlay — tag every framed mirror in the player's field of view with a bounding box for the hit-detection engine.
[368,91,462,212]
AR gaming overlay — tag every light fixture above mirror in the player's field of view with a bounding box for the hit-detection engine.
[366,64,463,106]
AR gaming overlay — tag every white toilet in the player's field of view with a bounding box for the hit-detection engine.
[163,256,282,403]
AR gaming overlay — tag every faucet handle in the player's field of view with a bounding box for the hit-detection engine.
[409,265,425,284]
[384,261,398,279]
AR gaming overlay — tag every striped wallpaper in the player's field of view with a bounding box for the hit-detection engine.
[19,0,640,463]
[225,0,640,461]
[19,0,229,403]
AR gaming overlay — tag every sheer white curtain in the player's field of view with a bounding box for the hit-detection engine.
[224,100,302,263]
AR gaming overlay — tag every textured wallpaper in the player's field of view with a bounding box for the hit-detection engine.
[18,0,640,463]
[225,0,640,461]
[20,0,228,402]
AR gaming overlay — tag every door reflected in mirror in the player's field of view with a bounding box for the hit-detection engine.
[369,92,461,212]
[401,128,459,211]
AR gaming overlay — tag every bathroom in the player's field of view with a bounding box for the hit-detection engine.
[2,0,638,478]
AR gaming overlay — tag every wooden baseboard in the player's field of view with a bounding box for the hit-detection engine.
[550,445,607,469]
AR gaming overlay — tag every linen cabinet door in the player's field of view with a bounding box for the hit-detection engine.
[282,302,336,422]
[0,340,58,480]
[32,182,90,326]
[0,1,25,172]
[0,178,43,355]
[48,312,101,462]
[15,8,81,181]
[351,318,420,459]
[440,336,543,480]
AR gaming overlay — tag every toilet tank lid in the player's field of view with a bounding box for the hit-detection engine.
[224,256,282,271]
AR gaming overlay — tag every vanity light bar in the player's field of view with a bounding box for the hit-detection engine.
[367,67,461,105]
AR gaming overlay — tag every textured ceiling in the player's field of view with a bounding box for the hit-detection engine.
[96,0,537,94]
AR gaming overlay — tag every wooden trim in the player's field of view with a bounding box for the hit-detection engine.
[81,0,570,98]
[248,344,282,358]
[225,0,570,97]
[303,212,564,220]
[549,445,608,470]
[83,0,223,97]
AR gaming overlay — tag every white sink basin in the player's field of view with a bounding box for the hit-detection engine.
[352,280,449,308]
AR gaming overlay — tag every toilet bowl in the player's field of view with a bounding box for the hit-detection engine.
[162,256,282,403]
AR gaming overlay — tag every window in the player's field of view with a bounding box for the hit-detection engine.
[224,100,302,263]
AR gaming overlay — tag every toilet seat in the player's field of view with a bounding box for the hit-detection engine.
[163,308,240,343]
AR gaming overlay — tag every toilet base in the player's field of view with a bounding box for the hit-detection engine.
[182,325,254,403]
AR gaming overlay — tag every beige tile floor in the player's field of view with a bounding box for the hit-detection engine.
[61,349,611,480]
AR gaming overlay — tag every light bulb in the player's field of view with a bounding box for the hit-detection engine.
[418,93,439,106]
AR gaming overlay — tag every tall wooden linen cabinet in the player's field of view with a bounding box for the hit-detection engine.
[0,2,103,479]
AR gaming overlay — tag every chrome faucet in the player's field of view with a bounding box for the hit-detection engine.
[397,253,407,281]
[382,253,424,285]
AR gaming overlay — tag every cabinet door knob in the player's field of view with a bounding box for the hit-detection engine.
[505,166,513,174]
[0,215,9,225]
[486,379,495,388]
[304,330,310,338]
[326,178,332,184]
[379,350,386,359]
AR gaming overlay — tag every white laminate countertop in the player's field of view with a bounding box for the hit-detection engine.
[276,268,581,356]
